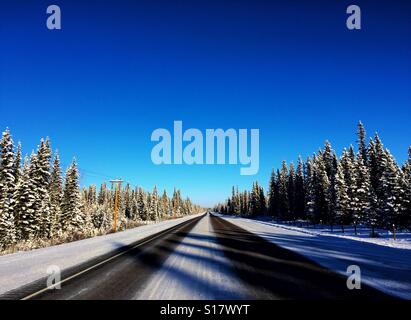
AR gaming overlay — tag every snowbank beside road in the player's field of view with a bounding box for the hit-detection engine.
[265,222,411,250]
[0,213,204,296]
[217,214,411,300]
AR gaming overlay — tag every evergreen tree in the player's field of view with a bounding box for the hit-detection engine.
[184,197,193,215]
[218,123,409,232]
[278,161,289,219]
[368,137,377,184]
[234,187,241,215]
[0,185,16,248]
[287,162,296,219]
[13,142,22,183]
[379,150,403,228]
[171,188,181,218]
[312,157,330,224]
[149,186,159,221]
[259,185,267,215]
[123,183,133,220]
[34,138,52,238]
[229,186,235,214]
[322,141,335,179]
[242,191,249,215]
[15,153,40,239]
[402,147,411,227]
[294,157,305,219]
[49,152,63,236]
[98,182,108,206]
[357,121,368,164]
[0,129,17,248]
[369,134,386,200]
[86,185,97,206]
[267,169,277,217]
[367,186,379,237]
[61,159,83,231]
[160,190,169,218]
[250,182,260,216]
[304,157,315,221]
[340,149,356,224]
[352,153,370,234]
[137,188,148,221]
[130,189,139,221]
[0,129,15,195]
[226,198,232,214]
[12,156,29,240]
[348,145,356,163]
[333,161,350,232]
[327,156,338,231]
[0,128,204,252]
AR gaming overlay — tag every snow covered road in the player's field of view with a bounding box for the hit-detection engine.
[3,213,394,300]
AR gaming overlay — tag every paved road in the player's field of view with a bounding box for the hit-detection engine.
[18,213,392,299]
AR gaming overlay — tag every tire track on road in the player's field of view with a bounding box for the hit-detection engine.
[209,214,394,299]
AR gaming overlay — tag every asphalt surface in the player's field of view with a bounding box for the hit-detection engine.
[17,213,393,300]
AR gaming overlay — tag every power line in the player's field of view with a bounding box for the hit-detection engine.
[60,162,157,193]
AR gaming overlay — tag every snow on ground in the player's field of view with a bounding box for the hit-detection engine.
[0,213,203,296]
[262,221,411,250]
[217,214,411,300]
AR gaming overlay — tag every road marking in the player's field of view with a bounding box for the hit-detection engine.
[21,215,204,300]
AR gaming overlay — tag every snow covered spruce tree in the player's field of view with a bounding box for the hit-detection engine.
[216,122,410,233]
[0,128,203,253]
[340,148,356,225]
[327,156,338,231]
[311,155,330,224]
[333,161,350,232]
[171,188,182,218]
[287,162,296,220]
[60,159,84,232]
[49,152,63,236]
[402,147,411,227]
[278,161,289,219]
[122,183,133,221]
[304,157,315,221]
[137,187,148,221]
[35,139,52,238]
[0,129,17,248]
[234,187,242,215]
[13,143,22,183]
[149,186,159,221]
[267,169,278,218]
[294,157,305,220]
[14,153,40,240]
[379,150,404,229]
[12,156,33,240]
[357,121,368,164]
[352,153,370,234]
[160,190,170,218]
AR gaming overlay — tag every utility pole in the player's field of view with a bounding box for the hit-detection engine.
[110,179,123,232]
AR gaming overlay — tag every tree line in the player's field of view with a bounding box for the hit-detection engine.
[0,128,202,251]
[215,122,411,235]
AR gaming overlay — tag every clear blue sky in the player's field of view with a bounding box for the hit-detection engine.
[1,0,410,207]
